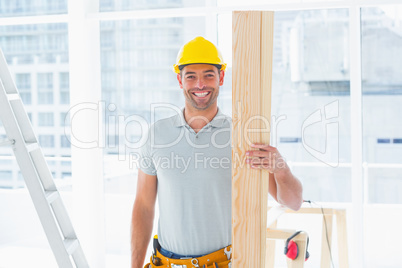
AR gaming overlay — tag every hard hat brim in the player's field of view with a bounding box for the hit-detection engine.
[172,63,227,74]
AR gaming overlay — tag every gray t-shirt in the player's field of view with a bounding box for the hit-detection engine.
[139,108,232,255]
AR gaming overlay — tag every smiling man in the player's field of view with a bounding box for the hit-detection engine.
[130,36,303,268]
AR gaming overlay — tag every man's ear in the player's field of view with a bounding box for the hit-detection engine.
[219,70,225,86]
[177,73,183,89]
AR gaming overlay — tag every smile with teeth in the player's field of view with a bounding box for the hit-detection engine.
[193,91,211,97]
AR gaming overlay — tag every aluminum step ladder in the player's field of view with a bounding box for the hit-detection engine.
[0,49,89,268]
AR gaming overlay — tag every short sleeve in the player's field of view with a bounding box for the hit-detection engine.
[138,128,157,175]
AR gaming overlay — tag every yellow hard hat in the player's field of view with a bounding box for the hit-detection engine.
[173,36,227,74]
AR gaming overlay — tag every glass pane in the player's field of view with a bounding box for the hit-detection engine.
[0,24,69,64]
[0,22,71,179]
[60,112,70,127]
[59,72,70,104]
[0,0,67,17]
[38,135,55,147]
[60,135,70,148]
[38,112,54,126]
[100,0,206,12]
[362,6,402,204]
[0,22,71,266]
[361,6,402,268]
[15,73,31,104]
[219,9,351,204]
[0,170,12,181]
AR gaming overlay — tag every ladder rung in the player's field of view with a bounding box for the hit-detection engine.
[25,142,39,152]
[45,190,60,204]
[0,139,15,147]
[64,239,79,255]
[7,93,20,101]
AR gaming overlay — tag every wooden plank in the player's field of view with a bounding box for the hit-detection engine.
[320,214,333,268]
[266,222,277,268]
[261,11,274,268]
[232,10,274,268]
[266,228,299,240]
[335,210,349,268]
[268,206,335,215]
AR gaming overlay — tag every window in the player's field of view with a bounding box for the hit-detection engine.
[0,171,12,181]
[60,112,69,127]
[38,135,55,147]
[59,72,69,104]
[280,137,302,143]
[60,135,70,148]
[61,172,71,178]
[61,160,71,166]
[0,0,67,17]
[0,21,70,201]
[38,113,54,127]
[362,6,402,204]
[37,73,54,104]
[361,5,402,267]
[2,2,402,268]
[219,9,352,202]
[15,73,31,104]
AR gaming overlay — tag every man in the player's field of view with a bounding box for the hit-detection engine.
[131,36,303,268]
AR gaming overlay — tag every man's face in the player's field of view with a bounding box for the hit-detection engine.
[177,64,225,111]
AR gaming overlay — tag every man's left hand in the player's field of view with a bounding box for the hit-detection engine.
[245,143,288,174]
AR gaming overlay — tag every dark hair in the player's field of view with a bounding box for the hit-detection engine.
[179,64,222,72]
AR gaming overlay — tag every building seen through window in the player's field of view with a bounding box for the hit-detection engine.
[0,2,402,267]
[0,6,400,204]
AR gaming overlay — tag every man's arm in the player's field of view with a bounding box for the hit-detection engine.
[131,169,157,268]
[246,143,303,211]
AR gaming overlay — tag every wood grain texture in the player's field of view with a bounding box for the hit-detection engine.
[266,222,277,268]
[335,210,349,268]
[268,206,335,215]
[266,228,302,240]
[261,11,274,268]
[232,11,274,268]
[321,214,333,268]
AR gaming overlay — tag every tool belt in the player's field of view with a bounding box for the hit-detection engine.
[144,236,232,268]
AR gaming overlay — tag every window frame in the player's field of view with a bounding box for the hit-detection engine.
[1,1,402,267]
